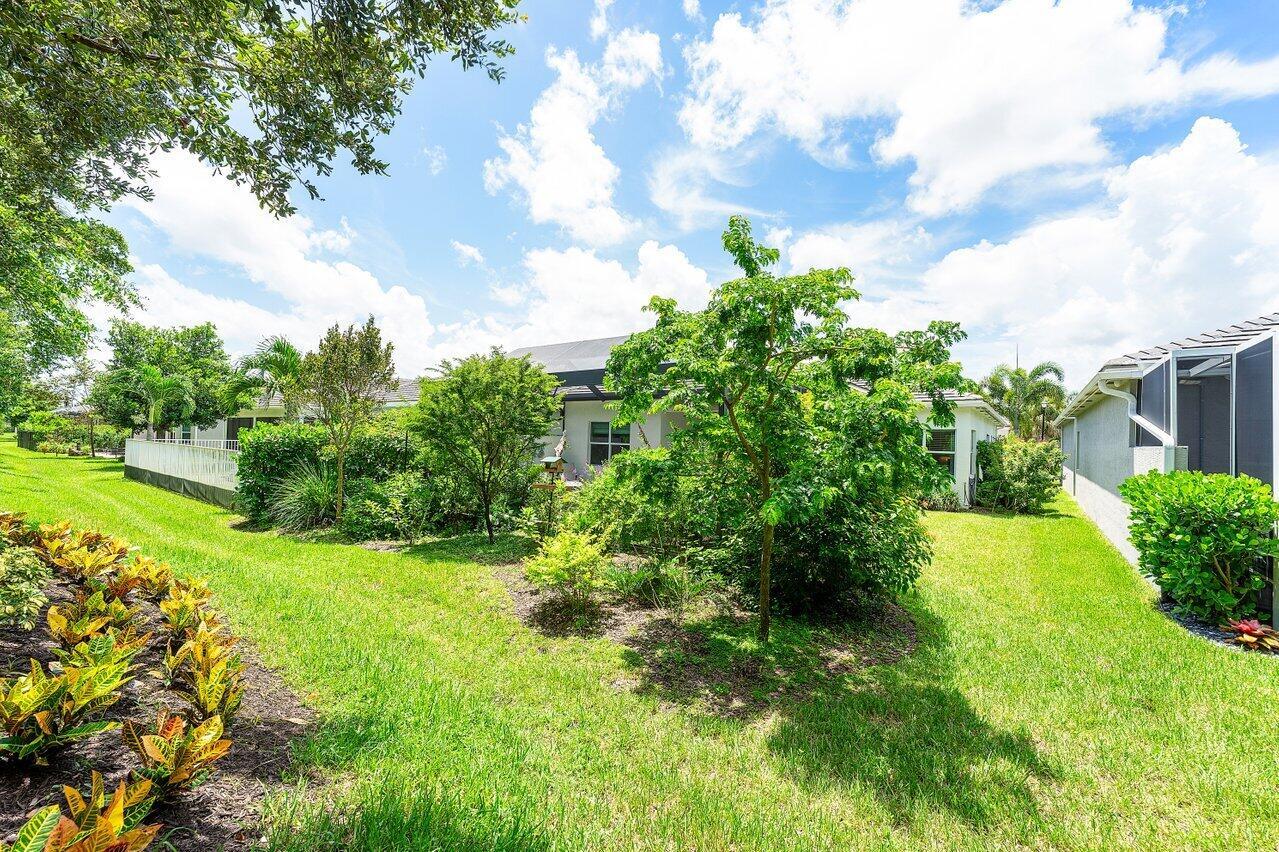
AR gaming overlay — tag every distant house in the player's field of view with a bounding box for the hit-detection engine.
[1055,313,1277,561]
[510,335,1006,505]
[156,379,422,447]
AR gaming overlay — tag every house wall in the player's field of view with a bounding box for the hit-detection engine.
[917,405,1001,505]
[550,400,678,480]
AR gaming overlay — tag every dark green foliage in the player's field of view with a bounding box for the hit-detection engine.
[236,423,329,524]
[412,349,559,542]
[16,411,129,455]
[567,449,694,559]
[974,438,1065,514]
[1120,471,1279,622]
[89,320,238,432]
[339,473,437,542]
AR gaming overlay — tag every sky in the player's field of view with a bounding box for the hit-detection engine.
[100,0,1279,391]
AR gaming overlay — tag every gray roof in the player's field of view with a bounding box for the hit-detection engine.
[253,378,421,410]
[1102,312,1279,371]
[508,335,630,374]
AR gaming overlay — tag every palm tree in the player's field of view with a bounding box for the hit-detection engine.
[132,365,195,439]
[979,361,1066,440]
[228,336,304,419]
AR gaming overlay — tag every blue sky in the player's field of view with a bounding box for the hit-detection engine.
[104,0,1279,388]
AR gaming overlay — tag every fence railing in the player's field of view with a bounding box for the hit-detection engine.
[141,437,240,452]
[124,439,239,494]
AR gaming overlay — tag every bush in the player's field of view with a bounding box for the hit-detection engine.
[270,461,337,531]
[0,546,51,630]
[1120,471,1279,622]
[237,422,328,524]
[567,449,695,558]
[973,437,1065,513]
[920,483,962,512]
[524,531,609,605]
[339,472,437,541]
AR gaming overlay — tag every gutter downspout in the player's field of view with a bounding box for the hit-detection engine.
[1095,380,1177,472]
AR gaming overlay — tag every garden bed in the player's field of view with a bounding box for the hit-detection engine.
[0,573,315,850]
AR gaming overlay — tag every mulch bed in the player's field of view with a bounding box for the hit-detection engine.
[0,575,316,850]
[495,562,918,718]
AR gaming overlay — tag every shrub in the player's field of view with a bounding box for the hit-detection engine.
[47,590,135,647]
[521,480,573,543]
[128,555,174,601]
[919,483,963,512]
[0,547,51,630]
[164,630,245,724]
[974,437,1065,513]
[6,772,162,851]
[54,629,150,669]
[0,658,131,761]
[236,422,328,524]
[339,472,436,541]
[567,449,693,558]
[524,531,610,605]
[1120,471,1279,622]
[124,709,232,792]
[1223,618,1279,653]
[271,461,338,531]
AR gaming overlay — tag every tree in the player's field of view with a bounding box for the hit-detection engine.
[226,336,305,419]
[607,216,966,642]
[979,361,1066,440]
[132,365,195,439]
[89,320,239,432]
[2,0,522,217]
[0,188,134,368]
[413,349,558,542]
[299,317,396,520]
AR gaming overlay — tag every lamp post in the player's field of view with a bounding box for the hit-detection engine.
[1039,398,1048,442]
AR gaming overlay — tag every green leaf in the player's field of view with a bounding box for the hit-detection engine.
[8,805,61,852]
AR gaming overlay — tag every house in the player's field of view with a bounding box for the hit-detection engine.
[510,335,1006,505]
[917,392,1009,505]
[159,379,422,446]
[1054,313,1278,562]
[508,336,685,479]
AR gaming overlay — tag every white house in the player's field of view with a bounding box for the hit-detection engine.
[511,335,1006,504]
[917,393,1009,505]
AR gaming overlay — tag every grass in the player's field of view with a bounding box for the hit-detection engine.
[3,436,1278,849]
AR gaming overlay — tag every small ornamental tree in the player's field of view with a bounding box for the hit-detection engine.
[413,350,558,542]
[607,215,966,642]
[299,317,396,521]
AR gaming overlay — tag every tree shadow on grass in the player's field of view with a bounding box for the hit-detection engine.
[404,532,536,566]
[623,603,1054,832]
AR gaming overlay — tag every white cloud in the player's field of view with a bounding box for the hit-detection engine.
[683,0,702,22]
[118,149,440,374]
[680,0,1279,215]
[648,145,767,231]
[590,0,613,39]
[484,31,663,246]
[424,144,448,176]
[828,118,1279,384]
[450,240,486,267]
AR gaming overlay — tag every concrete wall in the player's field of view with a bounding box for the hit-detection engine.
[917,404,1002,505]
[543,400,678,480]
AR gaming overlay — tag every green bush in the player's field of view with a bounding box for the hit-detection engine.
[567,449,695,558]
[237,422,328,524]
[1119,471,1279,622]
[339,472,437,541]
[270,461,338,531]
[974,437,1065,513]
[920,483,962,512]
[0,546,52,629]
[524,531,610,605]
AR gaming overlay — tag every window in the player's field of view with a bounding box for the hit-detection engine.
[926,428,956,477]
[589,421,630,464]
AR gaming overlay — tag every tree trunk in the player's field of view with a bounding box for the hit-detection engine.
[481,487,494,543]
[335,450,346,521]
[88,418,95,457]
[758,521,774,643]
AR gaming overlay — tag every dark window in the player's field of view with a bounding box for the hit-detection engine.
[1237,338,1273,486]
[589,421,630,465]
[926,428,956,477]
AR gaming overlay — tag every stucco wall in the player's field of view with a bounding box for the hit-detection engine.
[549,400,674,479]
[917,404,1002,505]
[1063,391,1135,496]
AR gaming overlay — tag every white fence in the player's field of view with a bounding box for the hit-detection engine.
[124,439,240,501]
[143,437,240,451]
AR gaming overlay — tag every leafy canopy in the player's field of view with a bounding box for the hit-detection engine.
[89,320,239,432]
[608,216,966,641]
[300,317,397,519]
[413,349,559,542]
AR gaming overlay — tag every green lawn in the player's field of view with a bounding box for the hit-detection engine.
[2,437,1277,850]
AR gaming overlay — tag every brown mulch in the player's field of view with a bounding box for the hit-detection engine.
[0,575,316,851]
[496,565,661,642]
